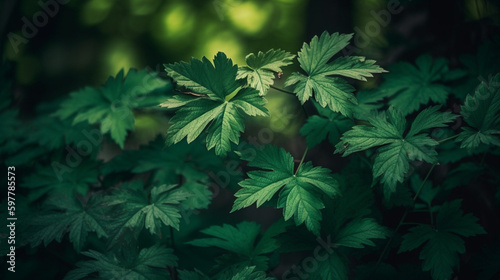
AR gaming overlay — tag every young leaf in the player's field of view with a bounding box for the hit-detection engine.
[28,195,108,252]
[54,69,170,148]
[237,49,295,95]
[399,200,486,280]
[335,106,457,196]
[285,31,386,116]
[163,52,269,156]
[232,145,339,235]
[64,245,177,280]
[377,54,452,115]
[456,73,500,150]
[300,101,354,147]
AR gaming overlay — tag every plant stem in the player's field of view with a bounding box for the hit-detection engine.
[295,146,309,175]
[270,85,295,96]
[375,164,436,268]
[412,164,435,202]
[270,85,310,118]
[437,134,459,144]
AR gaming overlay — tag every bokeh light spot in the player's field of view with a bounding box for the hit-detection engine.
[227,1,272,34]
[196,32,243,64]
[161,4,196,39]
[104,41,140,76]
[129,0,161,16]
[81,0,115,26]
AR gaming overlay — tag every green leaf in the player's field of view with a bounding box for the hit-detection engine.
[107,182,191,246]
[28,195,108,252]
[336,106,456,195]
[227,266,275,280]
[187,221,260,256]
[54,69,170,148]
[64,245,177,280]
[285,31,386,117]
[22,160,100,202]
[237,49,295,95]
[187,221,280,271]
[300,101,354,147]
[178,269,210,280]
[399,200,486,280]
[378,54,452,115]
[457,73,500,150]
[334,218,388,249]
[180,181,213,210]
[164,52,269,156]
[323,172,376,233]
[307,251,350,280]
[232,145,339,235]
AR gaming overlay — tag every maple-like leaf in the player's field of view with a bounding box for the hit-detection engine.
[22,160,100,202]
[377,54,452,115]
[336,106,457,196]
[231,145,339,235]
[285,31,386,116]
[237,49,295,95]
[64,245,177,280]
[186,221,282,271]
[54,69,170,148]
[163,52,269,156]
[456,73,500,150]
[106,181,191,246]
[28,195,108,252]
[399,200,486,280]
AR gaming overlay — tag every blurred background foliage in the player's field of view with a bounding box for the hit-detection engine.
[1,0,499,146]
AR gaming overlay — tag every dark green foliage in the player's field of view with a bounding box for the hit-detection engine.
[2,31,498,280]
[335,106,457,197]
[64,245,177,280]
[54,69,171,148]
[399,200,485,280]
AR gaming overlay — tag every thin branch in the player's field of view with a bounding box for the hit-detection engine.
[270,85,296,96]
[437,134,459,144]
[294,146,309,175]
